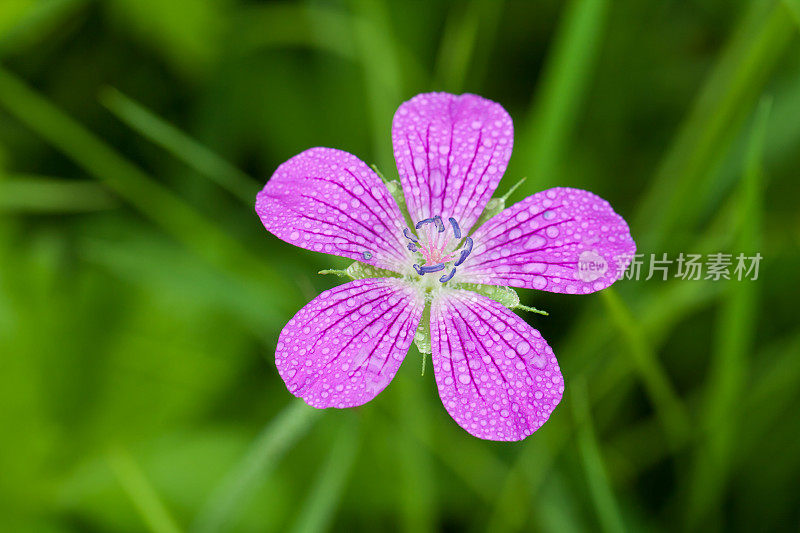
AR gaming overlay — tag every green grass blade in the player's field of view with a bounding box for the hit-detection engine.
[484,425,559,532]
[99,87,257,204]
[349,0,403,170]
[633,1,794,251]
[571,379,625,533]
[600,288,690,445]
[516,0,609,191]
[684,97,770,528]
[290,418,359,533]
[0,175,117,212]
[433,0,504,93]
[0,0,85,57]
[232,3,356,60]
[394,372,436,533]
[108,448,183,533]
[376,401,508,503]
[193,400,321,533]
[783,0,800,27]
[0,66,297,318]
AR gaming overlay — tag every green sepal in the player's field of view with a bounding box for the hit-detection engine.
[384,179,412,227]
[472,197,505,231]
[453,283,520,308]
[319,261,400,280]
[371,163,413,228]
[413,304,431,355]
[451,283,549,315]
[472,177,527,231]
[346,261,399,280]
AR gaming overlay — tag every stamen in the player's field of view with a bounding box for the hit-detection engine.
[449,217,461,239]
[454,237,473,266]
[413,263,445,274]
[408,215,468,283]
[403,228,418,242]
[439,267,457,283]
[415,217,435,229]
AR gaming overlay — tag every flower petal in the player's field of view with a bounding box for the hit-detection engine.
[430,289,563,441]
[458,187,636,294]
[256,147,412,273]
[392,93,513,232]
[277,278,424,408]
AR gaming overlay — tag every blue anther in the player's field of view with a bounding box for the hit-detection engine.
[454,237,473,266]
[362,251,373,260]
[415,217,435,229]
[403,228,418,242]
[433,215,445,232]
[407,243,418,252]
[439,267,457,283]
[449,217,461,239]
[414,263,446,275]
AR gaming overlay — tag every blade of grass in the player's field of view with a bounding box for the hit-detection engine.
[231,3,425,91]
[107,448,183,533]
[633,1,794,251]
[433,0,504,93]
[376,401,508,503]
[599,288,690,446]
[608,329,800,488]
[535,471,589,533]
[394,369,436,533]
[0,66,298,319]
[483,422,560,533]
[571,378,625,533]
[232,3,356,60]
[349,0,403,170]
[0,175,117,212]
[516,0,609,191]
[289,418,360,533]
[0,0,85,56]
[684,97,770,528]
[193,400,321,533]
[783,0,800,27]
[99,87,257,205]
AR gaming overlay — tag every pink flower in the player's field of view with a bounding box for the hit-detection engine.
[256,93,635,441]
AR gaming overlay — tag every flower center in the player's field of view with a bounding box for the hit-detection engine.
[404,215,473,283]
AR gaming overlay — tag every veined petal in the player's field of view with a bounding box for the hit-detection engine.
[277,278,424,408]
[256,147,412,273]
[392,93,513,232]
[431,289,563,441]
[458,188,636,294]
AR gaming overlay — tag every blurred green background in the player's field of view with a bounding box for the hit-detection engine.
[1,0,799,531]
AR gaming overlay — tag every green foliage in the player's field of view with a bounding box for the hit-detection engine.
[0,0,799,532]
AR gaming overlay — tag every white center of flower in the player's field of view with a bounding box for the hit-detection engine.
[403,215,473,284]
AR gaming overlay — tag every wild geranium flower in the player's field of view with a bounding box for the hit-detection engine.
[256,93,635,441]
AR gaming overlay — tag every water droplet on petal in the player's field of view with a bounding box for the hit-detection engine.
[526,235,546,249]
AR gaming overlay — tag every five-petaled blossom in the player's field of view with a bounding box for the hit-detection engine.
[256,93,635,441]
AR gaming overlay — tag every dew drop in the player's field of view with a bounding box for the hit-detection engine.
[525,235,546,249]
[430,168,445,196]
